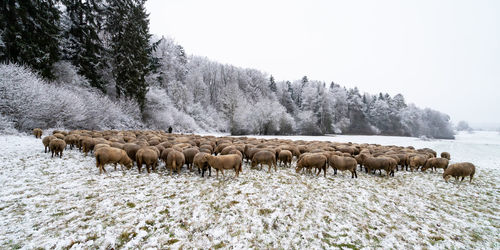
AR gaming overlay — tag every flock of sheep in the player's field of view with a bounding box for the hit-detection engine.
[35,128,476,183]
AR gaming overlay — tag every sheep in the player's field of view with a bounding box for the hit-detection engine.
[361,154,397,177]
[422,157,449,172]
[244,147,260,162]
[227,149,243,161]
[123,143,141,163]
[202,154,242,178]
[33,128,42,139]
[441,152,451,160]
[42,135,56,153]
[295,153,328,177]
[251,150,277,172]
[64,134,78,150]
[354,153,369,171]
[49,139,66,158]
[409,155,428,171]
[82,138,96,156]
[94,143,110,151]
[443,162,475,183]
[183,148,200,171]
[193,152,211,177]
[278,150,293,167]
[328,155,358,178]
[136,148,159,173]
[166,150,185,175]
[94,147,133,174]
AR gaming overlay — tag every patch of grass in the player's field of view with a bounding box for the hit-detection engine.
[166,238,179,245]
[322,216,332,224]
[159,207,169,215]
[470,232,482,242]
[145,219,155,226]
[86,234,97,241]
[258,208,273,215]
[126,202,136,208]
[117,230,137,247]
[167,194,176,199]
[213,242,225,249]
[85,194,97,199]
[331,242,359,249]
[429,235,445,245]
[227,200,239,208]
[51,211,64,217]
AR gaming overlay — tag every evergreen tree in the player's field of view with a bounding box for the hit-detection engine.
[269,75,277,92]
[0,0,61,79]
[106,0,154,112]
[61,0,107,91]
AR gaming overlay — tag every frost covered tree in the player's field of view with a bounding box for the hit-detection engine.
[456,121,472,131]
[0,0,61,78]
[105,0,155,111]
[60,0,107,91]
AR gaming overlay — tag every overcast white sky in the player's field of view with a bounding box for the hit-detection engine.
[145,0,500,125]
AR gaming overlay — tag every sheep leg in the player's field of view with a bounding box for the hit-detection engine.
[470,175,473,183]
[208,166,212,177]
[460,176,465,182]
[114,163,117,171]
[60,151,63,158]
[51,150,54,158]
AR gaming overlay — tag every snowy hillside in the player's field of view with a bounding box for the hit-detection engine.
[0,132,498,249]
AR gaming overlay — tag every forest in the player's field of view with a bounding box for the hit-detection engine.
[0,0,455,139]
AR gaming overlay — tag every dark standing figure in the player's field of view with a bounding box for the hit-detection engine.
[168,126,172,133]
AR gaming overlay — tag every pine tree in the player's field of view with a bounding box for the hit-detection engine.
[106,0,154,112]
[61,0,107,91]
[1,0,61,79]
[269,75,277,92]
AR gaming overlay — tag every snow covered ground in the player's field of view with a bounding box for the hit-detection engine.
[0,131,498,249]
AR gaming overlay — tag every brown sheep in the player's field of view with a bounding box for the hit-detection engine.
[422,158,449,172]
[183,148,200,171]
[94,143,110,151]
[42,135,56,153]
[123,143,141,163]
[295,153,328,177]
[53,133,65,140]
[329,155,358,178]
[82,138,96,156]
[443,162,475,183]
[245,147,261,163]
[33,128,42,139]
[251,150,277,172]
[409,155,428,171]
[278,150,293,167]
[64,134,78,150]
[49,139,66,158]
[441,152,451,160]
[202,154,242,178]
[94,147,133,174]
[193,152,211,177]
[361,154,397,176]
[136,148,159,173]
[166,150,185,175]
[228,149,243,161]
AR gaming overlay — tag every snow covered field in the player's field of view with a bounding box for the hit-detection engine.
[0,131,498,249]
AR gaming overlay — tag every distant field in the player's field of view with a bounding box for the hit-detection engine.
[0,132,498,249]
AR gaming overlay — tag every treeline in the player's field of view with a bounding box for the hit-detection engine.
[0,0,455,139]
